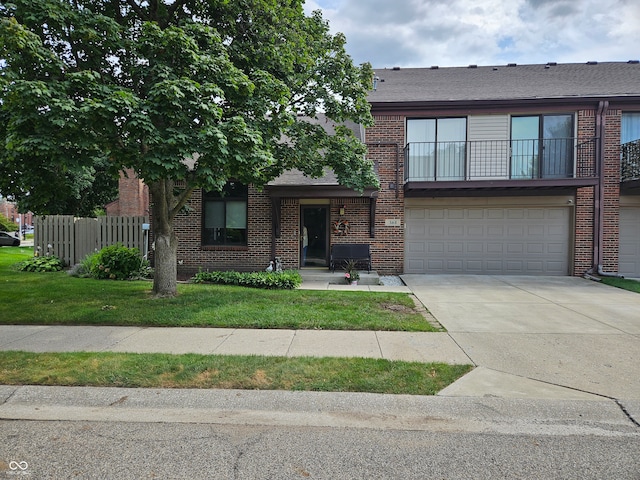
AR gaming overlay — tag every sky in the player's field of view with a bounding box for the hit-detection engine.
[303,0,640,68]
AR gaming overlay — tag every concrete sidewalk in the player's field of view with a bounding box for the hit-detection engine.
[0,279,469,365]
[0,324,470,365]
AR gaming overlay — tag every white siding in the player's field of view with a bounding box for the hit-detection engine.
[467,115,510,180]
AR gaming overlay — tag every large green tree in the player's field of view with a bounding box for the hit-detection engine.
[0,0,377,296]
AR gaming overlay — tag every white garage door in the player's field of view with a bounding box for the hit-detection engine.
[619,206,640,277]
[405,205,571,275]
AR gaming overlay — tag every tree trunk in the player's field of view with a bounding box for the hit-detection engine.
[153,230,178,297]
[150,180,178,297]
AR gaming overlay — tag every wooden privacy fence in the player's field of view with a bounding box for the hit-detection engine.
[34,216,149,266]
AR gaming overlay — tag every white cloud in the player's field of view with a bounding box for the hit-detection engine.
[305,0,640,67]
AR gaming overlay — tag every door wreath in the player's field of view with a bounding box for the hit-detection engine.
[333,219,350,235]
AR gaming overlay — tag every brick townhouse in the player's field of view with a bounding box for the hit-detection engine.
[113,61,640,278]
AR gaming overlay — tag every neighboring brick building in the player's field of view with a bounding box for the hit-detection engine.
[120,61,640,278]
[105,169,149,217]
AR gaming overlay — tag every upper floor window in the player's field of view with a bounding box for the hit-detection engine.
[622,112,640,144]
[621,113,640,183]
[202,182,248,246]
[511,114,573,179]
[406,118,467,180]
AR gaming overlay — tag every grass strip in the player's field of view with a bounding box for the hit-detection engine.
[0,248,437,332]
[601,277,640,294]
[0,351,472,395]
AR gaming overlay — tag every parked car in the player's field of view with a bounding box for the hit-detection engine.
[0,232,20,247]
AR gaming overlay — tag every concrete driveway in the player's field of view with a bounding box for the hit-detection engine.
[402,275,640,405]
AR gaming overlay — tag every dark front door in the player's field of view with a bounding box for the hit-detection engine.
[301,206,328,267]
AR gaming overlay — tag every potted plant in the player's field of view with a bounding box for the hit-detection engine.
[343,259,360,285]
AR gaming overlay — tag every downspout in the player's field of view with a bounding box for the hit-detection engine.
[585,101,623,279]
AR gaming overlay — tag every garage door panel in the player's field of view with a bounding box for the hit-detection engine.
[487,243,504,253]
[447,242,464,253]
[487,226,505,236]
[426,259,443,270]
[405,205,570,275]
[487,209,505,219]
[507,243,524,254]
[548,243,565,254]
[467,226,485,236]
[527,225,545,235]
[527,243,544,254]
[619,207,640,277]
[507,225,525,236]
[427,243,444,253]
[527,209,545,219]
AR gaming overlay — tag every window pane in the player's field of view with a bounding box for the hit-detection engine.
[622,113,640,144]
[437,118,466,142]
[204,201,224,228]
[223,182,248,197]
[437,118,466,180]
[543,115,572,140]
[407,119,436,180]
[542,115,573,178]
[511,117,539,179]
[226,201,247,229]
[407,119,435,143]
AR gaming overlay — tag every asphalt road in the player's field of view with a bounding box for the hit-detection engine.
[1,418,639,479]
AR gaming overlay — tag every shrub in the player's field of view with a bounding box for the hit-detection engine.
[192,270,302,289]
[16,255,64,272]
[67,251,100,278]
[90,244,149,280]
[0,213,18,232]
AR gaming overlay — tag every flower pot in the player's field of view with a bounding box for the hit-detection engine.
[350,280,358,286]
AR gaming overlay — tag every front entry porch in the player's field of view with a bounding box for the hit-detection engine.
[297,268,381,286]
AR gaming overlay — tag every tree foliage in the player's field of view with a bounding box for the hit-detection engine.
[0,211,18,231]
[0,0,377,295]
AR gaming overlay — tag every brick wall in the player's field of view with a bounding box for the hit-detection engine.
[574,109,596,274]
[172,187,273,277]
[275,198,300,269]
[601,108,621,272]
[365,115,405,274]
[106,169,149,217]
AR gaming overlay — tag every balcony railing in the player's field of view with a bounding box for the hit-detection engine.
[621,139,640,182]
[404,138,597,183]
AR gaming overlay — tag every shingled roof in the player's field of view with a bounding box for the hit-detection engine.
[267,114,372,190]
[368,61,640,104]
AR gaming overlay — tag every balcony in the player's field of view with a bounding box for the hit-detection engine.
[404,137,598,196]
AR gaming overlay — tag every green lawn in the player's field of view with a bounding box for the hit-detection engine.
[0,247,471,395]
[601,277,640,294]
[0,247,438,332]
[0,351,472,395]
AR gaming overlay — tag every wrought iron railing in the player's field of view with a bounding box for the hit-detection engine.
[621,139,640,182]
[404,138,597,182]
